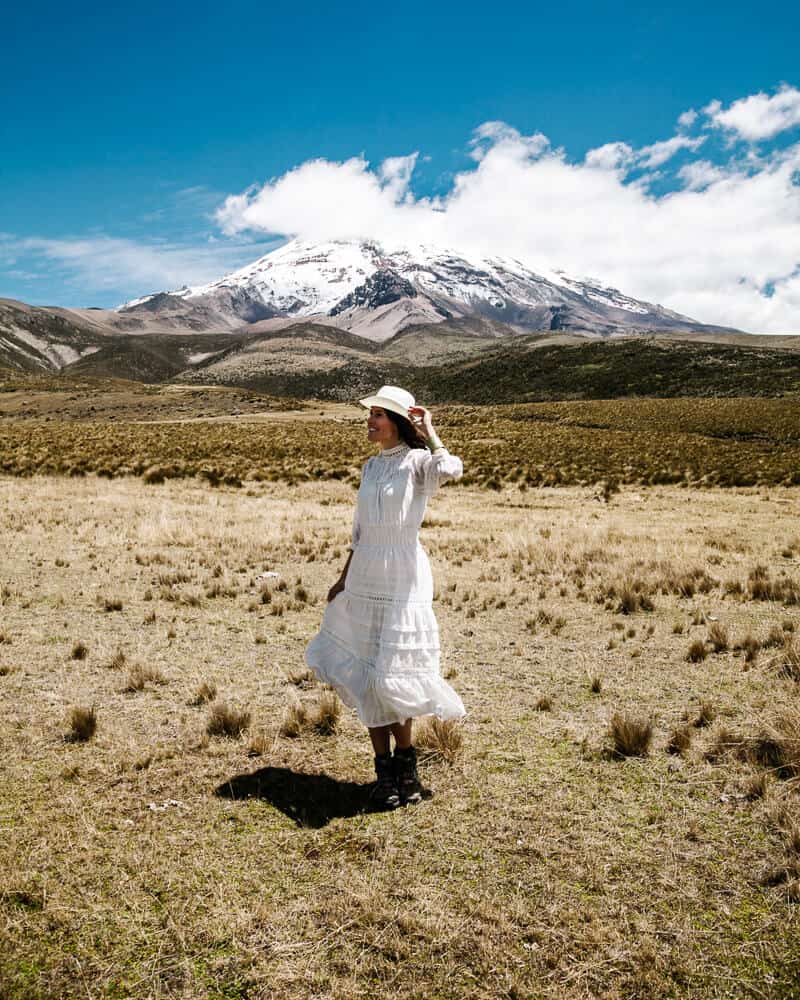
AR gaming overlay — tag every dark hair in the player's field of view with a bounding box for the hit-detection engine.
[386,410,429,450]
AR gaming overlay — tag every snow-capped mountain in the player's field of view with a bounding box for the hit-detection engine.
[118,238,732,340]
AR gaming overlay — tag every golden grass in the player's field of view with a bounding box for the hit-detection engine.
[415,717,464,763]
[64,705,97,742]
[2,472,800,998]
[2,395,800,489]
[608,711,653,757]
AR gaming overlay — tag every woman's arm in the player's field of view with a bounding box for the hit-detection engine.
[407,405,463,494]
[327,550,353,602]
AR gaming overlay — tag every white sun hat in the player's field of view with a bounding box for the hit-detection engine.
[358,385,415,419]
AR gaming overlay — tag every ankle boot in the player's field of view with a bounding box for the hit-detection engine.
[394,745,423,805]
[372,753,400,810]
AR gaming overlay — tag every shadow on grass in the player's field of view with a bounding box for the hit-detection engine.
[214,767,377,828]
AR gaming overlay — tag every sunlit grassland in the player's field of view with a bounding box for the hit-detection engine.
[1,472,799,998]
[1,396,800,489]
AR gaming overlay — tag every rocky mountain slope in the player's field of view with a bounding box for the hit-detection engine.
[118,238,738,341]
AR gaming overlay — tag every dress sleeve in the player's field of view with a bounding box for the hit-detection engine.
[413,448,463,497]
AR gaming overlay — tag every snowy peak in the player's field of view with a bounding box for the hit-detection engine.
[118,238,725,340]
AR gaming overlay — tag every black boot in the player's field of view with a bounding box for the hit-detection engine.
[372,753,400,810]
[394,745,423,805]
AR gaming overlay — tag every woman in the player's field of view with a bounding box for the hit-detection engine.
[305,385,465,809]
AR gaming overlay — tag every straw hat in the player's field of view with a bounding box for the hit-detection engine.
[358,385,415,420]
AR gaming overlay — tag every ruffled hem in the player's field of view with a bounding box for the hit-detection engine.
[305,631,466,728]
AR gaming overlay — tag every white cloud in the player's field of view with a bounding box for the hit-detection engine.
[677,160,729,191]
[677,109,698,130]
[215,94,800,333]
[584,142,634,171]
[637,134,706,168]
[709,84,800,141]
[10,235,280,296]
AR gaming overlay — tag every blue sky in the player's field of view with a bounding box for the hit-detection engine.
[1,0,799,330]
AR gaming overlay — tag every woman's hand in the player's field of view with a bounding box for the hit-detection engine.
[327,578,345,603]
[408,405,435,440]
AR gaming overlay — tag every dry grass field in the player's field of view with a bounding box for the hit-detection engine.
[1,385,800,490]
[2,467,800,998]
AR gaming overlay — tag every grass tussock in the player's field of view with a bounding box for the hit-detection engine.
[736,633,761,663]
[70,641,88,661]
[102,597,123,612]
[686,639,708,663]
[608,712,652,758]
[311,690,340,735]
[707,622,729,652]
[286,667,316,689]
[666,724,692,756]
[189,680,217,706]
[206,701,251,738]
[772,639,800,682]
[65,705,97,743]
[415,718,464,764]
[123,663,167,692]
[693,701,717,728]
[603,577,655,615]
[279,698,309,738]
[108,648,126,670]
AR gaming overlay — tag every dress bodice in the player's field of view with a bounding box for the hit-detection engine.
[352,444,463,549]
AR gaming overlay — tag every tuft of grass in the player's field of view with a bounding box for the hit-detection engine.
[279,698,309,738]
[707,622,729,652]
[0,630,12,645]
[70,641,88,661]
[247,727,275,757]
[123,663,167,692]
[693,701,717,728]
[415,718,464,764]
[785,826,800,855]
[608,712,652,758]
[666,724,692,756]
[773,639,800,682]
[311,690,340,735]
[763,625,786,650]
[605,577,656,615]
[105,647,125,670]
[206,701,251,738]
[742,772,769,801]
[534,694,553,712]
[736,633,761,663]
[286,667,316,689]
[589,675,602,694]
[686,639,708,663]
[102,597,123,612]
[189,680,217,706]
[66,705,97,743]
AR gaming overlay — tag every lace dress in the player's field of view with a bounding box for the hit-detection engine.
[305,443,466,727]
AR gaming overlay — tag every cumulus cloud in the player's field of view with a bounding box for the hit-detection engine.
[214,87,800,333]
[709,84,800,141]
[637,134,706,168]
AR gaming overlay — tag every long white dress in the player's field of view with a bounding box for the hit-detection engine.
[305,443,466,727]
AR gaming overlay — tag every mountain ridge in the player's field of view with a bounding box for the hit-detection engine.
[117,238,740,342]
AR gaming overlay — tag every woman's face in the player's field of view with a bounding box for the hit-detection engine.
[367,406,400,448]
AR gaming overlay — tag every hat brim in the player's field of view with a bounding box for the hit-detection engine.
[358,395,412,419]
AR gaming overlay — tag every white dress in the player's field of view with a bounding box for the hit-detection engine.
[305,443,466,727]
